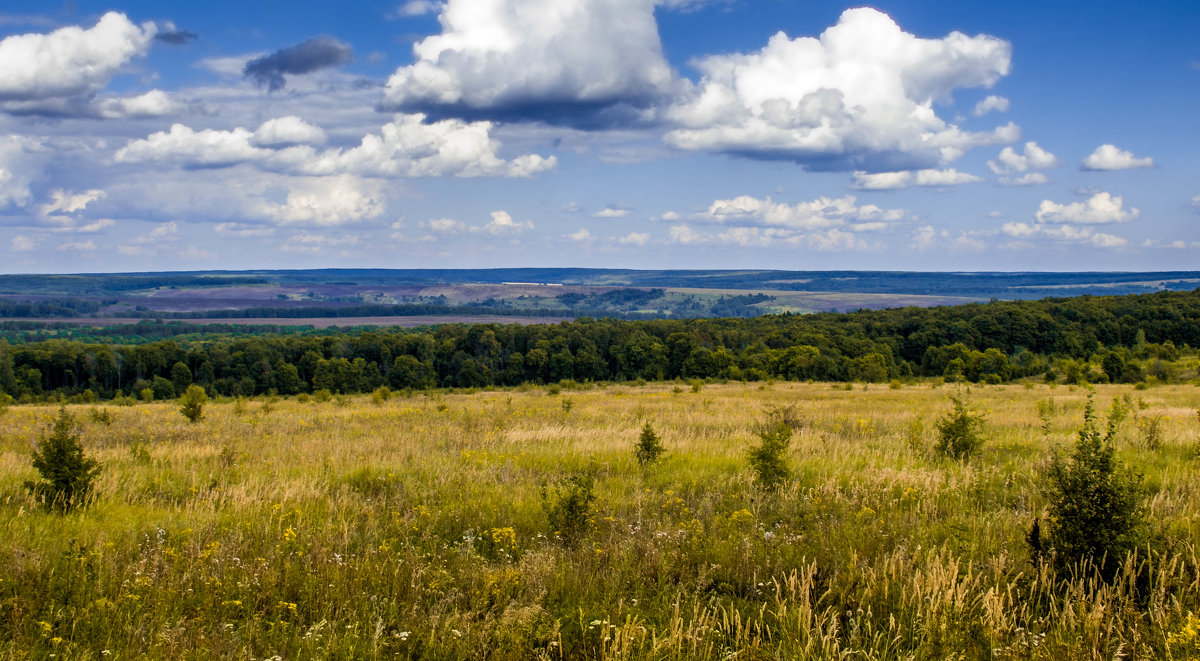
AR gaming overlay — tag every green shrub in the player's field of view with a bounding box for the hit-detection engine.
[24,408,101,512]
[1136,415,1164,450]
[179,384,209,423]
[635,421,665,466]
[88,407,115,426]
[934,392,985,460]
[762,403,803,431]
[371,386,392,405]
[541,467,596,548]
[748,420,792,490]
[1041,395,1146,579]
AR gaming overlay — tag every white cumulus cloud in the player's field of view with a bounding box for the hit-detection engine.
[247,175,387,226]
[668,224,707,245]
[851,168,982,190]
[0,12,156,103]
[484,210,532,234]
[998,172,1049,187]
[618,232,649,246]
[115,114,556,178]
[381,0,676,124]
[593,205,630,218]
[972,95,1009,116]
[1082,144,1154,171]
[664,8,1014,170]
[39,189,106,217]
[429,217,466,233]
[395,1,444,17]
[93,90,181,119]
[0,13,160,118]
[1035,192,1138,224]
[699,194,903,229]
[1001,222,1127,249]
[987,141,1058,174]
[0,135,45,208]
[252,116,327,147]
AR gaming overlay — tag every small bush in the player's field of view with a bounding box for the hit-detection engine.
[1036,398,1056,438]
[748,420,792,490]
[88,407,115,426]
[934,392,986,460]
[1136,414,1164,451]
[635,421,665,466]
[762,403,803,431]
[1041,395,1146,580]
[25,408,101,512]
[904,417,926,457]
[542,467,596,548]
[371,386,392,405]
[179,384,209,423]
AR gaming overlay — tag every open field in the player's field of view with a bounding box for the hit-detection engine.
[1,382,1198,658]
[5,269,1200,324]
[9,315,571,329]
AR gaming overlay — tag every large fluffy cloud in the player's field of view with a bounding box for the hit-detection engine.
[1081,144,1154,171]
[0,13,183,119]
[1035,192,1138,224]
[381,0,676,125]
[663,8,1014,170]
[992,191,1135,251]
[246,175,386,226]
[115,114,556,177]
[0,12,156,103]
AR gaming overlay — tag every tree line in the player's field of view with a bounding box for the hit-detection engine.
[0,289,1196,401]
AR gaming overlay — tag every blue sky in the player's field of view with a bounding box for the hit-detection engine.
[0,0,1197,273]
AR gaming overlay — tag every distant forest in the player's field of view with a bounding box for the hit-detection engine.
[1,289,1197,402]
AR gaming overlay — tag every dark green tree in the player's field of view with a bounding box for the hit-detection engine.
[542,467,596,548]
[25,408,101,512]
[748,420,792,490]
[1042,396,1146,579]
[635,421,666,466]
[179,384,209,423]
[170,361,193,394]
[934,392,986,460]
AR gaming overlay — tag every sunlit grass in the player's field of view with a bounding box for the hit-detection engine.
[0,381,1197,658]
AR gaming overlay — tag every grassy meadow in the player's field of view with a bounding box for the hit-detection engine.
[1,381,1198,659]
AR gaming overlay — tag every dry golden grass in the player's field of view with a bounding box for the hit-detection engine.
[0,382,1198,658]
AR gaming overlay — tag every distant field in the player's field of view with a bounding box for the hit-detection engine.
[662,287,980,313]
[13,315,571,328]
[3,269,1198,324]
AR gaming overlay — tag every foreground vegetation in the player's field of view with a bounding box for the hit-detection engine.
[1,381,1197,658]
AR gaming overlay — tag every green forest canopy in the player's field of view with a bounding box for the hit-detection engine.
[0,289,1196,401]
